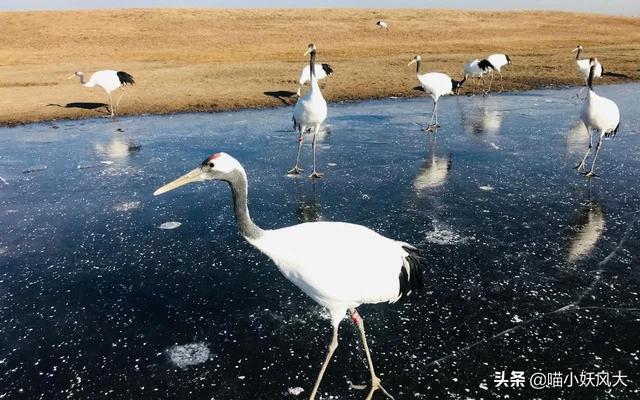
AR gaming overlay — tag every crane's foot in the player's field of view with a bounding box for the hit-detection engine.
[584,170,599,178]
[287,166,304,175]
[574,162,586,172]
[364,376,395,400]
[424,123,440,132]
[309,171,324,179]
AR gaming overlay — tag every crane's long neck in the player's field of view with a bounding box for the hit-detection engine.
[587,64,595,91]
[226,170,264,240]
[76,72,87,85]
[575,48,581,60]
[415,59,421,75]
[310,49,316,80]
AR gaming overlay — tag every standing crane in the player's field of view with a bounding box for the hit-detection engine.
[463,59,494,94]
[486,53,511,92]
[376,20,389,30]
[69,70,135,117]
[576,58,620,177]
[572,45,603,98]
[408,55,453,132]
[290,44,328,179]
[154,152,426,400]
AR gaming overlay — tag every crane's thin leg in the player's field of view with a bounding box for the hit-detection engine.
[487,72,494,94]
[309,125,323,179]
[576,85,586,100]
[288,131,305,175]
[106,92,115,117]
[350,309,395,400]
[585,132,604,177]
[499,71,504,92]
[426,100,437,131]
[308,324,339,400]
[115,89,126,114]
[297,84,303,97]
[576,128,593,172]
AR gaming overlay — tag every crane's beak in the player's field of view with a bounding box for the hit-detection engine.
[408,59,417,66]
[571,48,579,53]
[304,49,310,56]
[153,168,203,196]
[67,74,76,79]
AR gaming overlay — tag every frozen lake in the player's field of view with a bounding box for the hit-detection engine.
[1,84,639,399]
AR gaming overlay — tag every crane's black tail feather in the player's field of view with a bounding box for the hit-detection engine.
[321,63,334,76]
[478,59,495,72]
[605,122,620,138]
[398,245,426,300]
[117,71,135,86]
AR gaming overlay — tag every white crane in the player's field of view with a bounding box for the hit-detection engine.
[486,53,511,92]
[463,59,494,94]
[576,58,620,177]
[572,45,603,98]
[296,63,334,96]
[376,20,389,30]
[290,44,328,179]
[408,55,453,132]
[154,152,426,400]
[68,70,135,117]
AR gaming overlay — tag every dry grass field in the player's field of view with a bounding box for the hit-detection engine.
[0,8,639,125]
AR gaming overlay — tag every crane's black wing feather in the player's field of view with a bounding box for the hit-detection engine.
[117,71,135,86]
[321,64,334,76]
[398,245,426,300]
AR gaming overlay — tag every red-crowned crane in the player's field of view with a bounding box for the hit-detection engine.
[463,59,494,94]
[154,152,426,400]
[572,45,603,98]
[69,70,135,117]
[290,44,328,179]
[576,58,620,177]
[408,55,453,132]
[486,53,511,92]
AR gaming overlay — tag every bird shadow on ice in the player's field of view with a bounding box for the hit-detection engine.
[47,102,109,113]
[264,90,297,105]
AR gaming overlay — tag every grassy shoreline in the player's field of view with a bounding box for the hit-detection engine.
[1,9,638,126]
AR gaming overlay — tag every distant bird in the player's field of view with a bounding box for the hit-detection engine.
[290,44,328,179]
[296,63,334,96]
[572,45,603,98]
[376,20,389,30]
[408,55,453,131]
[486,54,511,92]
[463,59,495,94]
[576,58,620,177]
[69,70,135,117]
[154,152,425,400]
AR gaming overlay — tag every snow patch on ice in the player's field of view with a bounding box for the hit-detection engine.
[288,387,304,396]
[115,201,141,212]
[167,342,211,369]
[425,223,468,245]
[159,221,181,230]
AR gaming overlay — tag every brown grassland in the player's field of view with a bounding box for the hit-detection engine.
[0,8,639,125]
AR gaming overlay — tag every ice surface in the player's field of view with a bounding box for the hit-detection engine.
[0,84,639,399]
